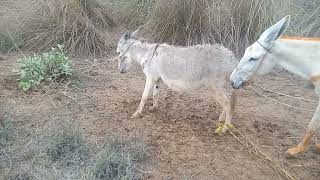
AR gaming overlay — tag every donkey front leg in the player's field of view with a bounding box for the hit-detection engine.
[214,89,234,134]
[150,81,160,111]
[132,78,155,118]
[287,98,320,156]
[218,109,226,122]
[217,90,237,123]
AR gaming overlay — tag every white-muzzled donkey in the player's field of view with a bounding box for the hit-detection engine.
[117,29,238,133]
[230,15,320,156]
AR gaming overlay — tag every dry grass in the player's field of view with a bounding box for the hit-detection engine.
[293,0,320,37]
[112,0,318,56]
[0,119,91,179]
[0,32,21,53]
[90,133,150,179]
[10,0,115,57]
[111,0,156,27]
[1,0,318,57]
[129,0,292,56]
[229,127,296,180]
[0,115,151,179]
[0,113,15,147]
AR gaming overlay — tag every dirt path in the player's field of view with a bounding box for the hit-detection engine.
[1,53,320,179]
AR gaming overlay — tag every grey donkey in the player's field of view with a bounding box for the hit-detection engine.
[117,29,239,133]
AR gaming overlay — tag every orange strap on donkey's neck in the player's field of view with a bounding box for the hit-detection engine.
[280,36,320,42]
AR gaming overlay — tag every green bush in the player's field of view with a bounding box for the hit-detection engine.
[18,44,72,91]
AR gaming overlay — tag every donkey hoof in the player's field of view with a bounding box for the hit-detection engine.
[149,106,158,112]
[285,145,305,158]
[215,122,235,135]
[214,123,227,135]
[131,111,142,118]
[284,153,296,159]
[285,151,298,159]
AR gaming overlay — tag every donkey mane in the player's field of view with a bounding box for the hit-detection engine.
[280,36,320,42]
[138,40,231,51]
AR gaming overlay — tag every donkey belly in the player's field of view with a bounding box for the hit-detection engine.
[162,79,204,92]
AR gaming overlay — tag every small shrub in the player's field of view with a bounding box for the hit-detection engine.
[92,134,149,180]
[43,45,73,80]
[18,44,72,91]
[18,55,46,91]
[0,113,15,146]
[46,121,89,166]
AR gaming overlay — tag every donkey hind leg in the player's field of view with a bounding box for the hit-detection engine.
[287,98,320,156]
[316,144,320,152]
[218,110,226,122]
[132,78,155,118]
[217,90,237,123]
[150,80,160,111]
[214,89,235,134]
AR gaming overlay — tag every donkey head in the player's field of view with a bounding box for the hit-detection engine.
[230,16,290,89]
[117,28,141,74]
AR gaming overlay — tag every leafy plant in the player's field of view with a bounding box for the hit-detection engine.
[18,44,72,91]
[43,45,73,80]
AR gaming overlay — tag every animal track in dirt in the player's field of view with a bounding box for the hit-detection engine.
[253,120,280,133]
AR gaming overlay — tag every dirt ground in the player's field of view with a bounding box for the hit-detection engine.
[1,51,320,180]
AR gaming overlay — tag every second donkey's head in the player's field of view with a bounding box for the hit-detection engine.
[117,28,141,74]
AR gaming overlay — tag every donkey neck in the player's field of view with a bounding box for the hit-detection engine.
[271,39,320,79]
[128,40,157,66]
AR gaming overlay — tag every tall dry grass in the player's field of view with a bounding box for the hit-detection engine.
[106,0,156,27]
[12,0,115,56]
[138,0,292,56]
[1,0,318,57]
[293,0,320,37]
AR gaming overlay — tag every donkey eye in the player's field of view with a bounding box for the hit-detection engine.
[249,58,258,61]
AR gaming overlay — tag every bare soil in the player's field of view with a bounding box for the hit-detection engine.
[1,52,320,180]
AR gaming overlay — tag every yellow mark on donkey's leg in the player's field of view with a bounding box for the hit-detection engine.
[214,123,235,135]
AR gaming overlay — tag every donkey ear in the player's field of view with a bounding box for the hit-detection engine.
[258,16,290,46]
[131,27,143,38]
